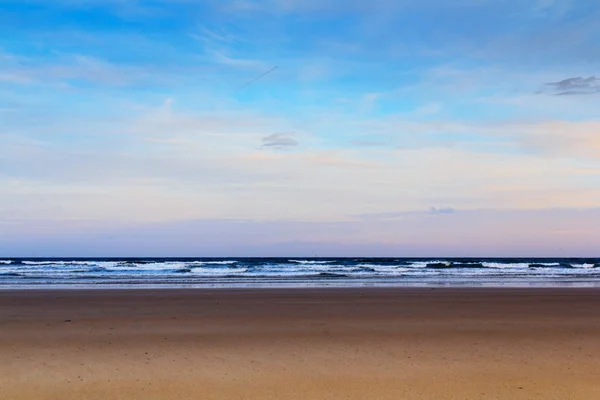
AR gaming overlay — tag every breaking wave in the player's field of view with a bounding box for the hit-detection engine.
[1,258,599,287]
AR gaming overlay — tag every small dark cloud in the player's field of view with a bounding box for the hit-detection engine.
[261,132,298,149]
[429,207,455,215]
[544,76,600,96]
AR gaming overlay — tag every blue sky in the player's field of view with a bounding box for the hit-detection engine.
[1,0,600,256]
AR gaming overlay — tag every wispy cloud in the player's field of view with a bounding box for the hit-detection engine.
[0,52,176,87]
[198,27,238,44]
[210,50,267,69]
[340,116,600,159]
[190,25,267,70]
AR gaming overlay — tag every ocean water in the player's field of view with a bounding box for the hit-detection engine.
[1,258,599,288]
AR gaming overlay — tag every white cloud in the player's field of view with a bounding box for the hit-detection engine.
[0,53,160,87]
[508,120,600,158]
[210,50,267,69]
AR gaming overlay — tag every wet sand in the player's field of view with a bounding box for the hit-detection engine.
[1,288,600,399]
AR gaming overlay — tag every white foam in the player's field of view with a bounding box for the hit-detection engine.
[0,260,12,264]
[98,261,239,273]
[289,260,334,264]
[572,263,596,269]
[105,262,189,271]
[181,260,238,266]
[22,261,106,266]
[482,262,530,269]
[201,260,238,265]
[356,264,411,275]
[405,261,440,268]
[189,267,248,276]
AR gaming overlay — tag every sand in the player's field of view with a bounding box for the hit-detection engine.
[1,288,600,399]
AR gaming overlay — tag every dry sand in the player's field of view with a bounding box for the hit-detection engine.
[1,288,600,399]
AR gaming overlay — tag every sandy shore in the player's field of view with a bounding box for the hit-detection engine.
[1,288,600,399]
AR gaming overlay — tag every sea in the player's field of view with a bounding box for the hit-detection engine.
[1,257,599,288]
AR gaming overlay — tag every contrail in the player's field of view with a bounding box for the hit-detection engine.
[232,66,278,94]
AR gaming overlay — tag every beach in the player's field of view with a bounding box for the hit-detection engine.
[2,288,600,399]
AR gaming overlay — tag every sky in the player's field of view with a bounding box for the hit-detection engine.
[1,0,599,257]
